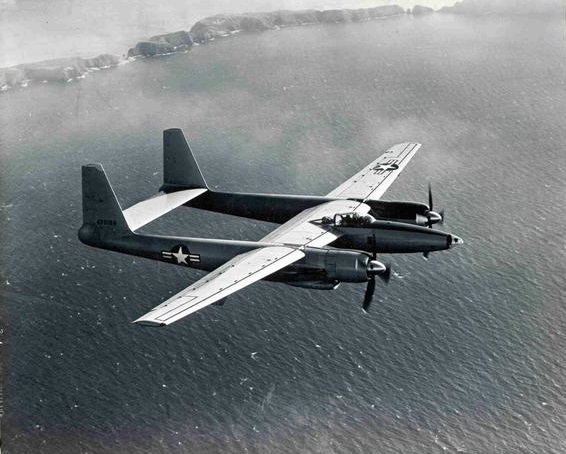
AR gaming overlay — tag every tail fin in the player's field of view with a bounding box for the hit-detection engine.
[161,128,208,191]
[78,164,133,246]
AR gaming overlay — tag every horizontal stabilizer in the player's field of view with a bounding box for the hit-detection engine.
[123,188,207,231]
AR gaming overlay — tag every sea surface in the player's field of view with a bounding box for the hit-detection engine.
[1,13,565,454]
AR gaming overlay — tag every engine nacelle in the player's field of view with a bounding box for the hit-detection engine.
[363,200,429,225]
[281,248,372,284]
[324,250,372,283]
[273,249,387,287]
[332,220,458,254]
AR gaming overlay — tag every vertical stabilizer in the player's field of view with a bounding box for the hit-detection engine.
[79,164,133,246]
[162,128,208,190]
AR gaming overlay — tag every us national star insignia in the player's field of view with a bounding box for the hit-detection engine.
[161,245,200,266]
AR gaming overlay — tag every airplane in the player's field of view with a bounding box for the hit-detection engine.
[78,128,463,327]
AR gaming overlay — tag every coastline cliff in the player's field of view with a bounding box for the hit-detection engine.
[0,54,120,91]
[188,6,404,43]
[127,31,194,58]
[5,1,559,92]
[1,4,404,92]
[410,5,434,15]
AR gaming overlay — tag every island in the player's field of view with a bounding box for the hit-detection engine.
[188,6,404,43]
[127,31,194,58]
[8,0,559,92]
[0,54,120,91]
[410,5,434,15]
[439,0,561,15]
[1,5,407,91]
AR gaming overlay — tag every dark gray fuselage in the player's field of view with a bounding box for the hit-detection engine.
[179,190,452,254]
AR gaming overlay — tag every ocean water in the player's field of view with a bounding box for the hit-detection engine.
[1,13,566,454]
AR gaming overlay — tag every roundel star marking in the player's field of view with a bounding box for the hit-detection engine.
[373,162,399,172]
[161,245,201,266]
[172,246,189,265]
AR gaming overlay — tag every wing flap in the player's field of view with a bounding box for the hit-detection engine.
[133,246,304,326]
[326,142,421,201]
[123,188,207,231]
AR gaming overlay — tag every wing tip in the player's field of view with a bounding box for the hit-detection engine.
[132,318,167,327]
[397,141,421,148]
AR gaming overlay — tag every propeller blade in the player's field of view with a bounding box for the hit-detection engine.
[424,184,433,228]
[363,276,376,312]
[363,262,391,312]
[426,184,445,228]
[372,233,377,259]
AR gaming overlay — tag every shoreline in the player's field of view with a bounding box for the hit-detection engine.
[0,5,417,93]
[1,0,560,92]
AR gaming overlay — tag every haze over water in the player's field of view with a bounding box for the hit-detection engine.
[1,12,566,454]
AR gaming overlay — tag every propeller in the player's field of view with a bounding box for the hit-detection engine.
[363,234,391,312]
[425,184,444,228]
[422,184,446,258]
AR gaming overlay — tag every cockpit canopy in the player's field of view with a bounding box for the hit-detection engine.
[320,212,377,227]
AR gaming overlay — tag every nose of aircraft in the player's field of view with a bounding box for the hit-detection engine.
[449,235,464,247]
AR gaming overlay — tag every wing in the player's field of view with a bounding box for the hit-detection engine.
[133,246,304,326]
[133,143,419,326]
[134,200,371,326]
[326,142,421,201]
[260,199,371,246]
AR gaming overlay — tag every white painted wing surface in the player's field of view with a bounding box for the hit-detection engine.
[133,246,305,326]
[123,188,207,231]
[260,199,371,247]
[326,142,421,201]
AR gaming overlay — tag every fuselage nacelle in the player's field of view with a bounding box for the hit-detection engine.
[363,200,439,226]
[333,220,458,254]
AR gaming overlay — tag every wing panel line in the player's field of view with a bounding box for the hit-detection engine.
[326,142,420,201]
[362,142,418,201]
[153,247,302,323]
